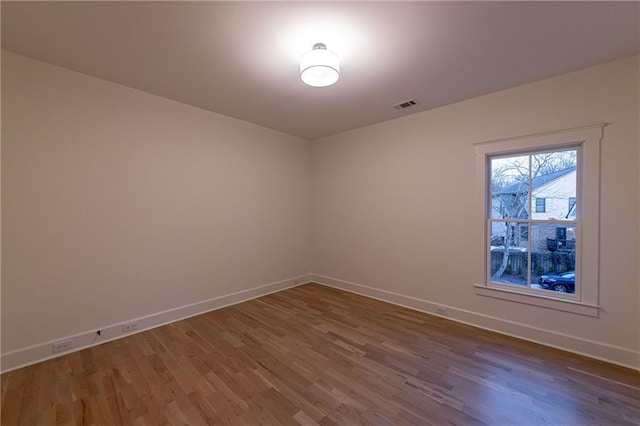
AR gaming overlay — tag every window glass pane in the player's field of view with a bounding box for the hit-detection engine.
[490,221,528,288]
[487,148,581,298]
[490,155,530,219]
[530,223,577,294]
[531,150,577,221]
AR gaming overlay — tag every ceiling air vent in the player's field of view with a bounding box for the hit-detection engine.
[393,99,418,110]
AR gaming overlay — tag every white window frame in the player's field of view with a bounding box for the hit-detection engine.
[473,124,604,317]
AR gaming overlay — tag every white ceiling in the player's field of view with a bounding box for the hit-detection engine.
[2,2,639,140]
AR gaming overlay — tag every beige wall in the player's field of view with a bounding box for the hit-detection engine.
[312,56,640,365]
[1,52,312,354]
[2,50,639,369]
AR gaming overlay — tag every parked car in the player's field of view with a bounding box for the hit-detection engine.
[538,271,575,293]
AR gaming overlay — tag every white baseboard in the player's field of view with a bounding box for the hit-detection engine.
[1,274,314,373]
[5,273,637,373]
[311,274,640,371]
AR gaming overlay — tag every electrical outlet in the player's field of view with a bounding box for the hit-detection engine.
[436,306,448,316]
[52,340,73,353]
[122,322,139,333]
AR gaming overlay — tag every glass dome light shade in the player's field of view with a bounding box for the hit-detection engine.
[300,44,340,87]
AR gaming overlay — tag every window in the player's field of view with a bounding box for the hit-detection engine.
[519,224,528,241]
[474,125,604,316]
[490,149,576,290]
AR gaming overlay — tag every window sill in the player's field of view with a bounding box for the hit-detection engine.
[474,284,600,317]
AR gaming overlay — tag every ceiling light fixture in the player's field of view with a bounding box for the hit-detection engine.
[300,43,340,87]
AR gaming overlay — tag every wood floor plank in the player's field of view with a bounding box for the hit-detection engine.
[2,283,639,425]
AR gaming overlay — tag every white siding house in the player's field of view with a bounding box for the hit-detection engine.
[531,168,576,220]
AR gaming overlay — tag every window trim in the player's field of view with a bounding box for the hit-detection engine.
[473,124,605,316]
[535,197,546,213]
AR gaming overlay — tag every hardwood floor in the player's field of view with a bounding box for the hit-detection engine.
[2,283,639,425]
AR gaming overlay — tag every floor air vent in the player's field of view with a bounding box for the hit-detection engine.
[393,99,418,110]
